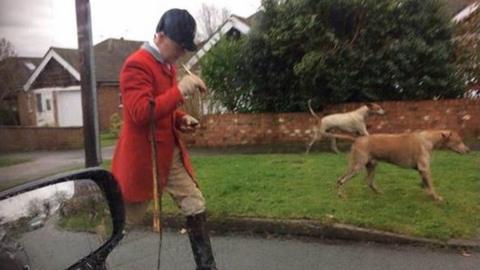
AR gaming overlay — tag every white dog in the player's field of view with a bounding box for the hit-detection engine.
[306,100,385,153]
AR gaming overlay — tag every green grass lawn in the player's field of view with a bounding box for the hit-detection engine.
[104,151,480,240]
[0,156,31,168]
[100,132,118,147]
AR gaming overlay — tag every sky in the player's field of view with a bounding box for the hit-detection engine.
[0,0,261,57]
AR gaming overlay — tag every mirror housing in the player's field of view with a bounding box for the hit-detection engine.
[0,167,125,269]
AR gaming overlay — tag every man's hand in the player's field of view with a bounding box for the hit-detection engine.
[178,115,200,133]
[178,74,207,97]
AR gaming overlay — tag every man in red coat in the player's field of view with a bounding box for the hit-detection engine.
[111,8,217,270]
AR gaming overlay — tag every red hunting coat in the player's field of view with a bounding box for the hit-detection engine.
[111,48,196,203]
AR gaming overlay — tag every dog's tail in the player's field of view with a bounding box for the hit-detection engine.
[322,132,356,141]
[307,99,321,120]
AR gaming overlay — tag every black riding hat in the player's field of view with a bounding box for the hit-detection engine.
[156,8,197,51]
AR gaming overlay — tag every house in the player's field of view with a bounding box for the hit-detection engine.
[449,0,480,97]
[0,57,41,125]
[185,13,260,70]
[452,1,479,22]
[20,38,143,130]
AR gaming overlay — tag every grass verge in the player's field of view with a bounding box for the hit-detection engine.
[0,157,31,168]
[100,132,118,147]
[104,151,480,240]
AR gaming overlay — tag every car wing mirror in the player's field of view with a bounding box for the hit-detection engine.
[0,167,125,270]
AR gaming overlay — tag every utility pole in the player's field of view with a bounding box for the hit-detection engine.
[75,0,101,167]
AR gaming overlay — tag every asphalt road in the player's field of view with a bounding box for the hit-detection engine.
[107,229,479,270]
[0,146,114,189]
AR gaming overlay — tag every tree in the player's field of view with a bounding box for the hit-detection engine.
[0,38,16,61]
[196,3,231,40]
[239,0,307,112]
[200,38,254,112]
[0,38,19,125]
[220,0,465,112]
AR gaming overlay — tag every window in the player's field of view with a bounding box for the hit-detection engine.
[36,93,43,112]
[46,99,51,111]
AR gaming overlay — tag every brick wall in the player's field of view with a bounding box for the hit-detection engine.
[182,99,480,147]
[3,99,478,152]
[17,91,36,126]
[98,84,121,131]
[0,126,83,152]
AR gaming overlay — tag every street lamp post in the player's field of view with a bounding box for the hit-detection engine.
[75,0,101,167]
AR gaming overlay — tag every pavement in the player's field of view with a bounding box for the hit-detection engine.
[1,146,479,251]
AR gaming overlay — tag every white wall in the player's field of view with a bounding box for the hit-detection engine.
[57,89,83,127]
[33,86,82,127]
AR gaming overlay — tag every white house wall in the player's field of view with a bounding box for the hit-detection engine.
[57,89,83,127]
[33,86,82,127]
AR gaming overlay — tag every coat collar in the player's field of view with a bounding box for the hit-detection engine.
[142,41,164,62]
[141,42,176,77]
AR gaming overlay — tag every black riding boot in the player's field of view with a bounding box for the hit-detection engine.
[186,212,217,270]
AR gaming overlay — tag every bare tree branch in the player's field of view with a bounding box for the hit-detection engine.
[0,38,16,61]
[0,38,20,125]
[196,4,231,40]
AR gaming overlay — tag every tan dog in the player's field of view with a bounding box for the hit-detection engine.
[336,130,470,201]
[306,100,385,153]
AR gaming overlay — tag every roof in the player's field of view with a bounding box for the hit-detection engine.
[185,13,257,69]
[46,39,144,82]
[445,0,479,16]
[23,38,143,90]
[0,57,41,92]
[56,38,144,82]
[451,1,480,22]
[245,11,262,26]
[51,47,80,70]
[93,38,143,82]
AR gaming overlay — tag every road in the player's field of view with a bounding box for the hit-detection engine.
[107,229,479,270]
[13,224,479,270]
[0,146,114,189]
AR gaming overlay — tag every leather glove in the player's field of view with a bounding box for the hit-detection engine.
[178,74,207,97]
[178,115,200,133]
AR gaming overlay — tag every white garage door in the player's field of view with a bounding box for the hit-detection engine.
[57,90,83,127]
